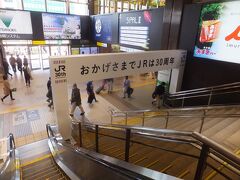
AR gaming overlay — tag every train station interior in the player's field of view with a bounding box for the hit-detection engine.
[0,0,240,179]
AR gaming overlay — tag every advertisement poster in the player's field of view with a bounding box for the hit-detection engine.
[119,9,163,52]
[194,1,240,64]
[0,10,32,39]
[92,14,118,44]
[42,13,81,40]
[90,47,98,54]
[80,47,90,54]
[71,48,80,55]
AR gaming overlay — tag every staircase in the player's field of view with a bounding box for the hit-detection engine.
[110,106,240,152]
[72,120,240,180]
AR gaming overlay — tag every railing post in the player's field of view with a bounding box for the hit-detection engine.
[78,122,82,147]
[142,112,145,126]
[125,113,128,125]
[208,90,213,106]
[199,110,206,133]
[165,111,169,129]
[194,144,209,180]
[95,125,99,153]
[125,128,131,162]
[182,97,185,108]
[110,110,113,124]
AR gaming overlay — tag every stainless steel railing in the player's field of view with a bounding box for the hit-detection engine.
[109,105,240,133]
[164,82,240,107]
[0,133,20,180]
[74,121,240,180]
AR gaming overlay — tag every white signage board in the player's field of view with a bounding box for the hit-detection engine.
[0,138,8,161]
[0,10,32,39]
[50,50,186,139]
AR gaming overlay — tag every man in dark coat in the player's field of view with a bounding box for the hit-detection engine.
[152,82,165,108]
[2,58,12,77]
[70,83,85,116]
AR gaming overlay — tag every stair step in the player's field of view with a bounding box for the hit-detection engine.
[23,164,57,178]
[23,165,58,179]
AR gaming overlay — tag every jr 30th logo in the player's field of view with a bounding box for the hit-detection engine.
[55,65,66,78]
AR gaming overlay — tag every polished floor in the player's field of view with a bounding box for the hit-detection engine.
[0,70,156,147]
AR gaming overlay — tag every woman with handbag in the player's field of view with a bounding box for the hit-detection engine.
[1,75,15,102]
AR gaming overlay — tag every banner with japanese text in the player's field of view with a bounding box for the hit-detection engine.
[51,50,186,84]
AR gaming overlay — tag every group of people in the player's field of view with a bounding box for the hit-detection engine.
[69,81,98,117]
[2,55,32,87]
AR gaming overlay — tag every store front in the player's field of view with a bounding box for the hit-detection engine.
[3,40,70,70]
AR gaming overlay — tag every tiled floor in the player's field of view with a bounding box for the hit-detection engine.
[0,70,156,147]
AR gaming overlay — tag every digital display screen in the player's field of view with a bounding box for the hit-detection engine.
[194,1,240,64]
[42,13,81,39]
[0,10,32,39]
[119,9,163,52]
[80,47,90,54]
[92,14,118,44]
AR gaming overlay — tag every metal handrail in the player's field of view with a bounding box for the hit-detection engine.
[0,133,20,180]
[111,104,240,114]
[163,82,240,107]
[75,120,240,180]
[168,82,240,96]
[109,105,240,133]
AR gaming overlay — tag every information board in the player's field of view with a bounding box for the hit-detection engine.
[42,13,81,40]
[0,10,32,39]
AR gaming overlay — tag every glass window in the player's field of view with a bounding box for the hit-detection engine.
[0,0,22,10]
[100,6,104,14]
[117,1,121,9]
[70,0,88,3]
[123,2,129,9]
[47,0,67,13]
[70,2,89,15]
[23,0,46,12]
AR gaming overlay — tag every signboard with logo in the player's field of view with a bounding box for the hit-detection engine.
[119,8,164,52]
[194,1,240,64]
[49,50,186,139]
[42,13,81,40]
[92,14,118,44]
[0,10,33,39]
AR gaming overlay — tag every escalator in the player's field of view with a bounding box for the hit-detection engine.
[21,154,68,180]
[0,127,178,180]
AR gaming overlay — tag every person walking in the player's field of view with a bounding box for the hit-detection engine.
[70,83,85,117]
[9,54,16,73]
[1,75,15,102]
[46,85,53,108]
[107,78,114,94]
[16,55,23,74]
[86,81,98,104]
[22,64,32,87]
[2,58,13,77]
[123,76,131,98]
[23,55,28,66]
[46,77,51,102]
[152,82,165,109]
